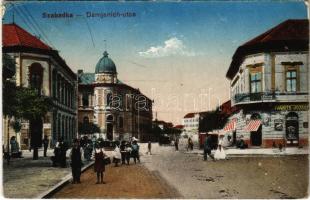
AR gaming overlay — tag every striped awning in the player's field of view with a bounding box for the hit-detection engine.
[244,120,261,132]
[223,118,237,132]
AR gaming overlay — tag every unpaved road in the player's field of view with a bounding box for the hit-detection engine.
[141,144,309,199]
[52,163,181,198]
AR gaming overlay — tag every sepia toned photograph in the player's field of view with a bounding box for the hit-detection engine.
[1,1,309,199]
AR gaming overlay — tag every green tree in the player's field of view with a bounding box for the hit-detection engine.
[199,108,228,133]
[78,122,100,135]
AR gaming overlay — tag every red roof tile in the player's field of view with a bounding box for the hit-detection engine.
[3,23,52,50]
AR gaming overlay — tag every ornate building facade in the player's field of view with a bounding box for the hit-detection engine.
[2,23,77,149]
[78,51,153,141]
[225,19,309,148]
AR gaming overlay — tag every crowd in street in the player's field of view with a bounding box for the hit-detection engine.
[67,136,142,184]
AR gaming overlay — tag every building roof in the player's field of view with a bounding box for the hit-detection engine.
[3,23,76,79]
[174,125,184,129]
[78,72,122,85]
[95,51,117,74]
[226,19,309,80]
[184,113,196,118]
[3,23,52,50]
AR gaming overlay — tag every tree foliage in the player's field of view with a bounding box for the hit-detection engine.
[78,122,100,135]
[199,108,229,133]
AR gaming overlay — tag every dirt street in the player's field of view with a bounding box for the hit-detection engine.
[141,144,309,199]
[52,163,181,198]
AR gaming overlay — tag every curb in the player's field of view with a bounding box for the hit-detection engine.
[37,161,94,199]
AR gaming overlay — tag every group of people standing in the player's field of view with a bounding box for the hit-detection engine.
[69,137,142,184]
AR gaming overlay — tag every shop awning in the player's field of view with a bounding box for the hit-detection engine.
[244,120,261,132]
[223,118,237,132]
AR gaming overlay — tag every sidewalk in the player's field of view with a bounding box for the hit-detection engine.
[183,147,309,156]
[2,148,92,198]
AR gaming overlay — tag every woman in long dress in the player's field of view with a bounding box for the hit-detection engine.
[214,134,226,160]
[94,142,107,184]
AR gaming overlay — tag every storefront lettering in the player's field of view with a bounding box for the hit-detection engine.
[274,104,309,111]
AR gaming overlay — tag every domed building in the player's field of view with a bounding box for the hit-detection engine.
[77,51,153,141]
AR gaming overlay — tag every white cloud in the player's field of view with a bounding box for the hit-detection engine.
[139,37,196,58]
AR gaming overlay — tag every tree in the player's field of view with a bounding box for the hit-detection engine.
[199,108,229,133]
[3,54,53,160]
[78,122,100,135]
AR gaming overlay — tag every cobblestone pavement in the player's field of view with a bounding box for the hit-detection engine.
[3,149,79,198]
[140,143,309,199]
[52,163,181,198]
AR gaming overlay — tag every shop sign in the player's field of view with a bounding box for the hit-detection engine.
[274,104,309,111]
[274,119,283,131]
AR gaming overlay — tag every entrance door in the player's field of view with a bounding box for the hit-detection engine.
[107,123,113,141]
[286,112,299,146]
[250,125,262,146]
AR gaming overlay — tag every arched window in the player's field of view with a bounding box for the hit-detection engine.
[250,113,261,120]
[28,63,43,94]
[106,93,112,107]
[82,92,89,106]
[107,115,113,122]
[83,116,89,124]
[52,69,57,98]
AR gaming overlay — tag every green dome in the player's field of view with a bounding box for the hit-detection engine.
[95,51,117,74]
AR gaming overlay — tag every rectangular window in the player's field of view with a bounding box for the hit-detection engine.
[286,70,297,92]
[250,72,262,93]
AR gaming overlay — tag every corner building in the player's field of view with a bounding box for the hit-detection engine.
[226,19,309,148]
[78,51,153,141]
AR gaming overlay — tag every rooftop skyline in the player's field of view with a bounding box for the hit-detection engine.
[3,1,307,124]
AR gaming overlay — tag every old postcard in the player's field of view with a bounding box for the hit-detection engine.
[1,1,309,199]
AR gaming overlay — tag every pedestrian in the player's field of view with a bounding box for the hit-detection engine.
[214,134,226,160]
[131,140,140,164]
[187,137,193,151]
[42,135,49,157]
[175,137,179,151]
[120,141,127,165]
[70,139,83,184]
[59,138,68,168]
[125,143,131,165]
[112,145,121,167]
[94,142,107,184]
[204,134,215,161]
[10,136,22,158]
[147,141,152,155]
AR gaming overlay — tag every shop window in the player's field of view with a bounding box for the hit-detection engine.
[286,70,297,92]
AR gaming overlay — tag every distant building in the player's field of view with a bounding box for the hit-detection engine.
[226,19,309,148]
[77,51,152,141]
[182,113,200,134]
[2,23,77,149]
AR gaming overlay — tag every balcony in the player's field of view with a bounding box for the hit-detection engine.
[234,92,308,105]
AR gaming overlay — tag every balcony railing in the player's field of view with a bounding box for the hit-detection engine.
[234,92,308,104]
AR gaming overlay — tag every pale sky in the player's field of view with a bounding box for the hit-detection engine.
[3,1,307,124]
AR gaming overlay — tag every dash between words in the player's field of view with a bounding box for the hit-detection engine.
[42,11,136,19]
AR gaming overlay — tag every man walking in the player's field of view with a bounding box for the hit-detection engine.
[70,139,83,184]
[42,135,49,157]
[147,141,152,155]
[204,134,215,161]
